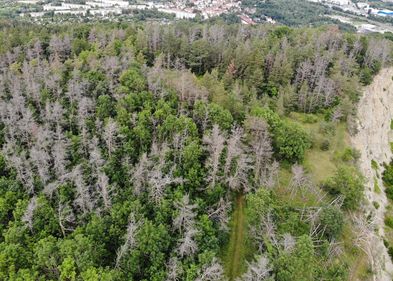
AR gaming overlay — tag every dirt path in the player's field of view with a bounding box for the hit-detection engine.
[351,67,393,281]
[226,194,246,281]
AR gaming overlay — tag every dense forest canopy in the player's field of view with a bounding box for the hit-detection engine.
[0,21,391,281]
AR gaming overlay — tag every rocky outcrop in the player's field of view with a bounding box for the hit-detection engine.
[351,68,393,281]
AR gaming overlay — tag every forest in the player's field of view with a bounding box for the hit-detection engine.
[0,21,391,281]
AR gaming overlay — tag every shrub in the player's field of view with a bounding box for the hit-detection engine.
[385,216,393,229]
[371,159,379,171]
[320,139,330,151]
[360,67,373,85]
[319,122,336,136]
[383,161,393,188]
[274,121,311,162]
[373,201,380,209]
[386,186,393,201]
[340,148,360,163]
[374,178,381,194]
[318,206,344,239]
[388,247,393,262]
[302,114,318,124]
[323,166,364,210]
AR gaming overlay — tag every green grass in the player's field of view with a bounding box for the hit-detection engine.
[224,194,247,280]
[371,159,379,171]
[288,113,371,280]
[222,113,370,280]
[374,177,381,194]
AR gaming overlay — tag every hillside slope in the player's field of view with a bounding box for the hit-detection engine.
[352,68,393,281]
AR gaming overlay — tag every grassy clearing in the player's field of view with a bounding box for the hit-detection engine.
[223,194,247,281]
[223,112,368,280]
[289,113,370,279]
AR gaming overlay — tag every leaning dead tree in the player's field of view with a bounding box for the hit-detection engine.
[351,212,384,281]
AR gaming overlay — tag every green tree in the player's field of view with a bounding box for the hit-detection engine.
[119,68,147,93]
[323,166,364,210]
[59,257,76,281]
[275,235,315,281]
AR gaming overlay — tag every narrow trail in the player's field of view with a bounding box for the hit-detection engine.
[226,194,246,281]
[351,67,393,281]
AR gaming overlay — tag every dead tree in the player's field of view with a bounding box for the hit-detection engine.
[238,255,272,281]
[203,125,225,188]
[281,233,296,253]
[115,213,142,268]
[103,118,119,157]
[178,226,199,258]
[166,257,183,281]
[22,196,38,231]
[173,194,197,233]
[57,201,75,237]
[288,164,311,198]
[96,170,112,210]
[246,117,273,188]
[196,258,226,281]
[71,165,94,215]
[208,197,231,231]
[130,153,151,195]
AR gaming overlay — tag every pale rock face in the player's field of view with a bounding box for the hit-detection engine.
[351,67,393,281]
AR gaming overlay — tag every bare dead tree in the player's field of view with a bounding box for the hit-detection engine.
[22,196,38,231]
[4,149,35,194]
[130,153,150,196]
[71,165,94,215]
[263,161,280,189]
[143,142,184,203]
[365,39,391,68]
[281,233,296,253]
[326,239,343,263]
[166,257,184,281]
[171,70,208,104]
[30,144,51,185]
[52,137,69,179]
[203,125,225,188]
[263,212,278,248]
[57,201,75,237]
[237,255,272,281]
[147,167,184,204]
[89,137,105,170]
[224,126,243,178]
[227,154,252,192]
[288,164,311,198]
[115,213,142,268]
[178,226,199,258]
[246,117,273,187]
[103,118,119,157]
[173,194,197,233]
[77,97,94,150]
[208,197,231,231]
[96,170,112,210]
[351,212,380,276]
[196,258,226,281]
[172,131,188,165]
